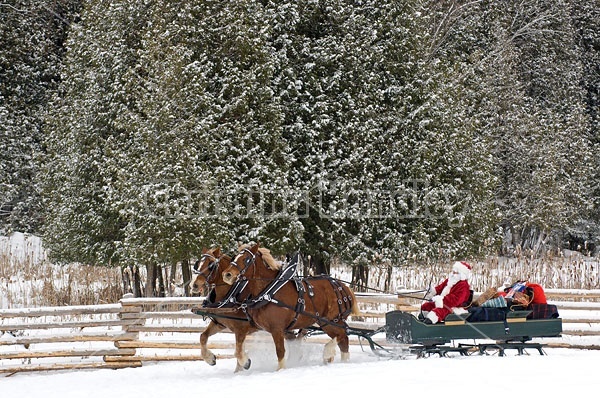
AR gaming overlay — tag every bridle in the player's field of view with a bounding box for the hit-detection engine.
[192,253,221,292]
[229,248,257,280]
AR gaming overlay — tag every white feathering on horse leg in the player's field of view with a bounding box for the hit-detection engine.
[277,358,286,371]
[323,337,337,364]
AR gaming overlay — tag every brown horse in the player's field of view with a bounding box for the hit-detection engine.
[222,243,360,370]
[189,247,258,372]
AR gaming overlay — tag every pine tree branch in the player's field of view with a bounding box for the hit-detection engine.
[0,4,26,12]
[427,0,485,61]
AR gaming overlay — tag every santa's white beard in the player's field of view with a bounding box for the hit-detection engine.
[440,273,461,297]
[448,273,460,285]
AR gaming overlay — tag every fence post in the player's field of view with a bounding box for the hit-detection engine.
[396,293,410,310]
[103,294,145,366]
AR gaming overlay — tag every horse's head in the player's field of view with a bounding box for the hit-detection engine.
[222,243,282,285]
[190,247,227,300]
[222,244,257,285]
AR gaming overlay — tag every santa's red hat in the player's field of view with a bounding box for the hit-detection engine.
[452,261,472,280]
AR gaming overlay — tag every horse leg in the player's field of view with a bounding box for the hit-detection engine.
[200,321,224,366]
[323,337,337,364]
[337,333,351,362]
[270,330,287,370]
[323,326,351,362]
[233,328,251,372]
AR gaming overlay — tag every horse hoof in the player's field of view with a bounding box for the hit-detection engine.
[234,359,251,373]
[204,353,217,366]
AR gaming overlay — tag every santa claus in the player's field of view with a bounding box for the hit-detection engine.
[420,261,472,324]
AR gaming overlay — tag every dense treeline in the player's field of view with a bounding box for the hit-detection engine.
[1,0,598,294]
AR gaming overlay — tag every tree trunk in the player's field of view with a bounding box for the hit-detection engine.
[132,265,142,297]
[181,258,191,296]
[168,262,177,295]
[351,263,369,292]
[122,266,132,295]
[302,254,311,276]
[310,252,330,275]
[145,263,157,297]
[157,264,165,297]
[121,264,143,297]
[384,264,392,293]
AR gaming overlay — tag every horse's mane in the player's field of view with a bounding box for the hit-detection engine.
[238,243,252,252]
[257,247,282,270]
[198,247,231,264]
[237,244,282,271]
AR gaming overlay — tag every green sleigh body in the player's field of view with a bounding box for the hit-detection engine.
[384,310,562,356]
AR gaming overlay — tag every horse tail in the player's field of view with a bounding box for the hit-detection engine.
[347,287,361,317]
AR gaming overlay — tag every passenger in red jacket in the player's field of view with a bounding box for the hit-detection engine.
[420,261,472,324]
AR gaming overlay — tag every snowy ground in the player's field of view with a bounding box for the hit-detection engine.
[2,232,599,393]
[2,304,599,393]
[2,343,597,396]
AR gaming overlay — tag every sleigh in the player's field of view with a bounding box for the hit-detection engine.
[383,306,562,357]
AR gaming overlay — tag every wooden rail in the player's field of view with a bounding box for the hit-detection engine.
[1,291,599,374]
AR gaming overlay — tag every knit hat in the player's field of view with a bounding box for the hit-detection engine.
[452,261,472,280]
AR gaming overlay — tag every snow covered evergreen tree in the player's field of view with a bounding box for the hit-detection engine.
[43,0,300,279]
[268,0,392,271]
[374,0,498,263]
[567,0,600,254]
[0,0,82,235]
[112,0,300,261]
[38,0,600,285]
[471,0,595,254]
[42,0,145,265]
[268,0,498,276]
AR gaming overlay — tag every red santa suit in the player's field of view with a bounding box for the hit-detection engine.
[420,261,472,324]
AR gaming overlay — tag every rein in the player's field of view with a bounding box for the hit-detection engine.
[333,278,429,301]
[208,277,249,309]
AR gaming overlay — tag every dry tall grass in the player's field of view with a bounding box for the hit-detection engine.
[335,251,600,294]
[1,233,598,308]
[0,254,123,308]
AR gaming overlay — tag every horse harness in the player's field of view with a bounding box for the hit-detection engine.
[225,252,355,332]
[193,253,250,326]
[277,275,355,332]
[192,254,220,294]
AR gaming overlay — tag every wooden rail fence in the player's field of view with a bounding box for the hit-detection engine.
[1,290,599,374]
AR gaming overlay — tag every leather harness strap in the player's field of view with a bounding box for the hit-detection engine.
[211,252,353,333]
